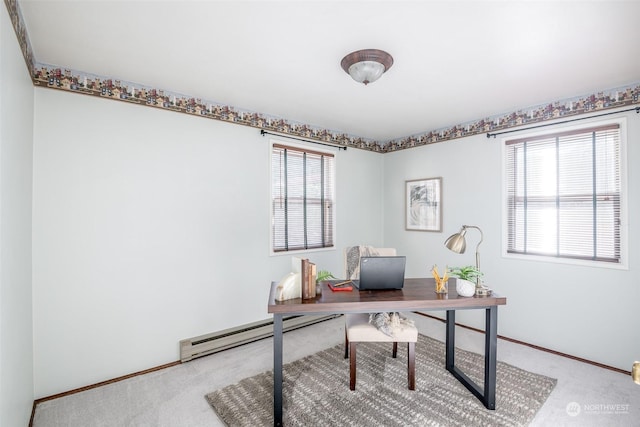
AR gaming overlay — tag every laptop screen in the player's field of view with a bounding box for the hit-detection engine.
[355,256,406,290]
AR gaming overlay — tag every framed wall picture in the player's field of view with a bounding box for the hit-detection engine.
[405,177,442,232]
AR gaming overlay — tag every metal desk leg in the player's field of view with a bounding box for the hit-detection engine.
[446,307,498,410]
[484,306,498,410]
[273,314,283,426]
[445,310,455,370]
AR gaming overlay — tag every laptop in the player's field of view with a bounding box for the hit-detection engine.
[352,256,406,290]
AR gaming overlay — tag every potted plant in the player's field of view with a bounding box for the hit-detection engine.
[448,265,483,297]
[315,270,335,295]
[316,270,335,283]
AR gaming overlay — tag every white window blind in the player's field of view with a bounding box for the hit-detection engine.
[271,143,335,252]
[505,123,621,263]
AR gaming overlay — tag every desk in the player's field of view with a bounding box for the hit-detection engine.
[267,278,507,427]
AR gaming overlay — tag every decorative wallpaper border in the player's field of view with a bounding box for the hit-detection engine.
[4,0,34,71]
[5,0,640,153]
[31,63,385,152]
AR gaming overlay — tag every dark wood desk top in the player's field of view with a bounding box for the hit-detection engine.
[268,278,507,315]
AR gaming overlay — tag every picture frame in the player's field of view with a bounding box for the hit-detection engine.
[405,177,442,232]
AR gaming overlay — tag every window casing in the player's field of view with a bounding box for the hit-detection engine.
[271,143,335,253]
[504,120,625,265]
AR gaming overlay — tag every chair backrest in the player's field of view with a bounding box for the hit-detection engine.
[344,246,397,280]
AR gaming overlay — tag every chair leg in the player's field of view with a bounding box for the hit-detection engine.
[349,342,357,390]
[392,342,398,358]
[407,342,415,390]
[344,329,349,359]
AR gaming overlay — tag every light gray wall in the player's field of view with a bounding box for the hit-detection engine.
[32,88,384,397]
[26,50,639,399]
[383,110,640,371]
[0,4,35,426]
[31,87,639,399]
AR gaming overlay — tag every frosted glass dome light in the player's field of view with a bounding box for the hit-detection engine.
[341,49,393,85]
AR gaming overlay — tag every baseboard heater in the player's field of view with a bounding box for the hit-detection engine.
[180,314,339,362]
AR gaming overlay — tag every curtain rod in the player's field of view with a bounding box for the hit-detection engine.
[486,106,640,139]
[260,129,347,151]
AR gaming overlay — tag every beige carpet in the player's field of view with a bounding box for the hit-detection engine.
[206,334,556,426]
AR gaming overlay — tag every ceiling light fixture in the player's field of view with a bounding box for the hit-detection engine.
[341,49,393,85]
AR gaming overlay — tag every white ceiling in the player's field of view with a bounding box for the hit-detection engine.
[18,0,640,142]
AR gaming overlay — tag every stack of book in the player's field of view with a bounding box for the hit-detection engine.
[300,258,317,300]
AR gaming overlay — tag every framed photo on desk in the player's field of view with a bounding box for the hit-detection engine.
[406,177,442,231]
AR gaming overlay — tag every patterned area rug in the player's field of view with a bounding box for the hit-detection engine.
[206,334,556,426]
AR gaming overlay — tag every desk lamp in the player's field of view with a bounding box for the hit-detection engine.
[445,225,491,296]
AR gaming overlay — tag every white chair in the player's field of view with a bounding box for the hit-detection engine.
[344,313,417,390]
[342,246,417,391]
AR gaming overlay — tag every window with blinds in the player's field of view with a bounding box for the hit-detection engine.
[505,122,622,264]
[271,143,335,253]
